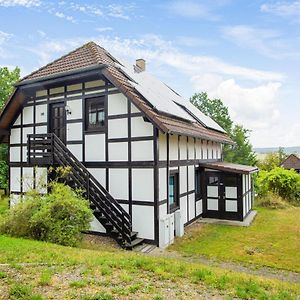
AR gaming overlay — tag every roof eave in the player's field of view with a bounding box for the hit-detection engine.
[15,63,108,87]
[200,162,259,174]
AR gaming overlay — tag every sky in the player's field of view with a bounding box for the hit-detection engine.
[0,0,299,148]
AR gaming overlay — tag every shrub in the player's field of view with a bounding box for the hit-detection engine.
[255,192,290,209]
[256,167,300,203]
[0,182,93,247]
[0,190,43,238]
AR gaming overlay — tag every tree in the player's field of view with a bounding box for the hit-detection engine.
[191,92,233,133]
[0,67,20,109]
[257,148,288,171]
[0,67,20,189]
[225,125,257,165]
[190,92,257,166]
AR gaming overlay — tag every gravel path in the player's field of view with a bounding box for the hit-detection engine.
[82,233,300,284]
[147,247,300,284]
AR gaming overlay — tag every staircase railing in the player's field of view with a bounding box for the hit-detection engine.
[27,133,133,244]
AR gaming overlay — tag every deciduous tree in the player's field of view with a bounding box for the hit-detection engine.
[0,67,20,109]
[190,92,257,166]
[0,67,20,189]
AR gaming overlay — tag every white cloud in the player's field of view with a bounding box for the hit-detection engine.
[0,1,133,24]
[37,30,46,37]
[25,39,83,66]
[107,4,131,20]
[54,11,75,23]
[67,2,132,20]
[0,0,40,7]
[24,34,285,147]
[191,73,281,130]
[70,3,103,16]
[261,1,300,18]
[0,30,13,58]
[81,34,283,82]
[96,27,113,33]
[0,30,11,44]
[167,0,217,19]
[222,25,300,59]
[176,36,216,47]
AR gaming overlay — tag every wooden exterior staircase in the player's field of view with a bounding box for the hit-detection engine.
[27,133,143,249]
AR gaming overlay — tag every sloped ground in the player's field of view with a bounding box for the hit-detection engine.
[0,235,299,300]
[169,207,300,273]
[0,197,299,299]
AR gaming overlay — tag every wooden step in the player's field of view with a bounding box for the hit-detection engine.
[95,215,107,223]
[125,238,144,250]
[110,229,120,237]
[131,231,138,239]
[104,221,113,229]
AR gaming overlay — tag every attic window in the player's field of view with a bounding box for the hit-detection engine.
[85,96,105,132]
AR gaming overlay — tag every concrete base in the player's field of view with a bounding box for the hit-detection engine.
[199,210,257,227]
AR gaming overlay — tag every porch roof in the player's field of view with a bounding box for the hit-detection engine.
[200,161,259,174]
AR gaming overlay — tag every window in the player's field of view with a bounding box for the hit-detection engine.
[169,172,179,212]
[208,176,219,185]
[195,169,201,200]
[85,97,105,132]
[223,174,238,187]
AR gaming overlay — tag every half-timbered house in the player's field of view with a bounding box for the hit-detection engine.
[0,42,258,248]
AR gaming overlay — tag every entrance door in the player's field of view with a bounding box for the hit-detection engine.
[204,172,241,220]
[49,102,66,143]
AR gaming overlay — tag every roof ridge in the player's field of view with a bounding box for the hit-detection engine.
[88,41,106,64]
[281,153,300,165]
[20,41,98,83]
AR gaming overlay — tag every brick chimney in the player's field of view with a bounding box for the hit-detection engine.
[135,58,146,72]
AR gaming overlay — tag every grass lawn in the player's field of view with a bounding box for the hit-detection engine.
[169,207,300,273]
[0,195,8,215]
[0,235,299,299]
[0,196,299,298]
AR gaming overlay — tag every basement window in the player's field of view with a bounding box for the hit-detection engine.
[85,96,105,132]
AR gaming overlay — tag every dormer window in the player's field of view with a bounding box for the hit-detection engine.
[85,96,105,132]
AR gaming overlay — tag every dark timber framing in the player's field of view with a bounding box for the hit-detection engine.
[8,68,254,247]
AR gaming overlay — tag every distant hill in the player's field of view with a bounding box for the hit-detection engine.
[254,146,300,155]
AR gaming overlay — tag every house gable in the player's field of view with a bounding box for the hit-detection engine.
[0,41,232,145]
[281,154,300,170]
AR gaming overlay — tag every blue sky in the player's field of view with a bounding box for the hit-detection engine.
[0,0,300,147]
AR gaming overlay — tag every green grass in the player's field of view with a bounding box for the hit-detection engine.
[38,270,52,286]
[0,195,8,215]
[170,207,300,272]
[0,235,299,299]
[9,283,44,300]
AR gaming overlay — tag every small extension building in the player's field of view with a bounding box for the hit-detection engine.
[281,154,300,173]
[0,42,258,248]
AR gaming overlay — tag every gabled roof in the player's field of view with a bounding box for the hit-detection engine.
[0,41,233,144]
[20,42,112,82]
[280,154,300,170]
